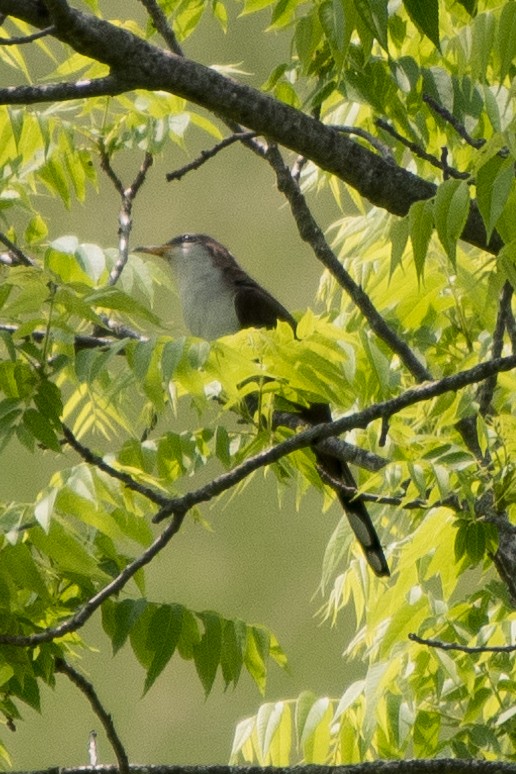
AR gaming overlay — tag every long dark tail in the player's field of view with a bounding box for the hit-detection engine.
[303,402,389,577]
[315,450,390,577]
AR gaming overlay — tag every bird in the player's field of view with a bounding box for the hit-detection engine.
[136,233,389,577]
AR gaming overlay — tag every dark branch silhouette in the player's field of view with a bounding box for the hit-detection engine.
[409,632,516,654]
[166,132,257,182]
[375,118,469,180]
[0,0,503,256]
[0,23,55,44]
[56,660,129,774]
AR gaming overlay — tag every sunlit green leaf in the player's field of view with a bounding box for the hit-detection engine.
[434,179,470,267]
[408,198,434,279]
[402,0,440,49]
[476,155,514,241]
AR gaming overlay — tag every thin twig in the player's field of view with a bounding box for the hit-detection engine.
[375,118,469,180]
[138,0,183,55]
[273,411,388,472]
[0,323,143,350]
[62,424,170,507]
[55,660,130,773]
[166,132,257,182]
[0,231,36,266]
[422,93,486,149]
[333,125,395,162]
[98,141,124,196]
[0,24,55,44]
[317,466,437,510]
[409,632,516,654]
[98,144,154,285]
[291,154,308,184]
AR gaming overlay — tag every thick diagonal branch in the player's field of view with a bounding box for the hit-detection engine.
[0,0,502,256]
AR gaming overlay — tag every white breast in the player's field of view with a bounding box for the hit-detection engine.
[170,243,240,339]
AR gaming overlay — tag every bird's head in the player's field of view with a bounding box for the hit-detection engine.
[135,233,231,267]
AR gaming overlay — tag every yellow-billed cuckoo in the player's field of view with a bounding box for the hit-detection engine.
[136,234,389,577]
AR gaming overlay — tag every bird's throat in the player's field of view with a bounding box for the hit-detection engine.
[172,246,240,339]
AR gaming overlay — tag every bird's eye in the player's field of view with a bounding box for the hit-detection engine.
[181,234,196,243]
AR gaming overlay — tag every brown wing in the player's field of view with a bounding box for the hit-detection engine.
[233,279,296,331]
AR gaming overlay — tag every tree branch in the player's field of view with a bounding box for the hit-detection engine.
[55,660,129,774]
[262,143,432,383]
[152,354,516,523]
[0,75,128,103]
[62,424,169,507]
[273,412,388,472]
[331,125,395,162]
[375,118,469,180]
[0,23,55,44]
[0,0,502,255]
[408,632,516,654]
[6,763,516,774]
[166,132,257,182]
[97,145,154,285]
[0,231,36,266]
[422,93,486,150]
[138,0,183,56]
[2,354,513,647]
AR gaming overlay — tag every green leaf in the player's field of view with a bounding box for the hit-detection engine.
[390,216,409,275]
[476,155,514,241]
[471,12,495,82]
[86,286,160,324]
[402,0,440,49]
[498,1,516,82]
[295,14,322,72]
[408,197,434,279]
[22,408,61,452]
[33,379,63,430]
[456,0,477,16]
[143,604,184,693]
[193,610,222,695]
[0,543,49,601]
[75,243,106,283]
[497,241,516,290]
[413,709,440,755]
[255,701,289,763]
[434,179,470,267]
[30,519,106,581]
[39,157,71,208]
[34,488,57,532]
[176,608,201,660]
[295,690,318,743]
[318,0,349,75]
[464,521,486,566]
[269,0,298,30]
[244,625,270,695]
[220,618,246,688]
[354,0,388,51]
[24,214,48,245]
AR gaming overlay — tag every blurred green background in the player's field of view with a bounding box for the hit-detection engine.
[0,3,363,767]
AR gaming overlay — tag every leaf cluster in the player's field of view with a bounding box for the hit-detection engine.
[0,0,515,768]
